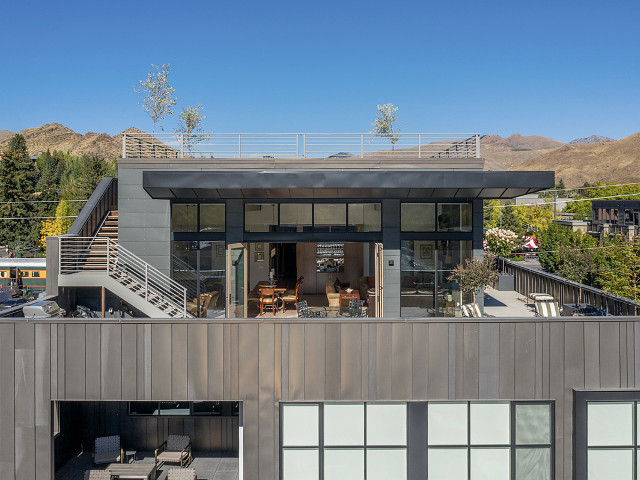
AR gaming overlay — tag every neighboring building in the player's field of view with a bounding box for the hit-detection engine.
[3,133,640,480]
[591,200,640,241]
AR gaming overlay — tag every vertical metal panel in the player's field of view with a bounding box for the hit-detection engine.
[342,323,363,400]
[207,324,224,400]
[280,324,289,402]
[64,324,85,399]
[375,323,392,400]
[449,323,457,399]
[635,322,640,388]
[360,324,369,402]
[534,323,543,399]
[135,324,144,400]
[563,322,584,479]
[583,322,600,388]
[367,324,376,399]
[0,324,15,477]
[514,323,536,399]
[85,324,101,400]
[542,322,550,398]
[258,324,275,480]
[324,324,341,400]
[627,323,635,387]
[34,324,51,480]
[427,323,449,399]
[151,324,172,400]
[15,323,35,480]
[498,323,515,399]
[101,324,122,400]
[288,324,305,400]
[239,324,259,480]
[171,324,188,400]
[478,323,499,399]
[121,324,137,400]
[229,324,239,400]
[195,416,210,451]
[304,324,325,400]
[599,322,621,388]
[548,322,565,480]
[144,324,152,400]
[463,323,479,400]
[187,324,208,400]
[412,323,429,399]
[50,325,57,401]
[619,323,628,388]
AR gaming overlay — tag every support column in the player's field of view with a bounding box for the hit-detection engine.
[382,199,401,317]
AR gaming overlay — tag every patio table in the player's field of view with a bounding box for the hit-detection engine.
[106,462,156,480]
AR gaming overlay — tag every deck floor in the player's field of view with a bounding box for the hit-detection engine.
[56,451,238,480]
[484,287,536,317]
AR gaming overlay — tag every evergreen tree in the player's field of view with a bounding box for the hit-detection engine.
[0,134,38,252]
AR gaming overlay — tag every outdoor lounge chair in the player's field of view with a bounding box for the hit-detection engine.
[167,468,197,480]
[461,303,482,317]
[84,471,115,480]
[535,300,561,317]
[295,300,322,318]
[93,435,122,465]
[155,435,193,467]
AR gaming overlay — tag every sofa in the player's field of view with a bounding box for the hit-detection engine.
[359,276,375,302]
[325,281,341,307]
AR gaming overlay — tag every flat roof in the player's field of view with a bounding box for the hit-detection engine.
[143,169,554,200]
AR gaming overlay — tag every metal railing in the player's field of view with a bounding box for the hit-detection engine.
[122,133,481,159]
[67,177,118,237]
[500,258,640,316]
[59,237,188,317]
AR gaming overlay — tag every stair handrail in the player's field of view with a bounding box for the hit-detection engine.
[59,236,188,317]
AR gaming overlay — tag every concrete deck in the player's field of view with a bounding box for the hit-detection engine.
[56,452,238,480]
[483,286,536,317]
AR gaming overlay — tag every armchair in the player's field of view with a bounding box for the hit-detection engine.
[155,434,193,467]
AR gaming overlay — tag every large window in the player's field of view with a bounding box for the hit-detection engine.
[244,202,381,233]
[172,203,225,233]
[281,401,553,480]
[401,202,472,232]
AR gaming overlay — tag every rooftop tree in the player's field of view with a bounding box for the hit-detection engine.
[371,103,401,150]
[135,64,177,134]
[447,254,498,305]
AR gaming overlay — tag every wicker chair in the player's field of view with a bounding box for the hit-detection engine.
[167,468,197,480]
[84,471,115,480]
[155,434,193,467]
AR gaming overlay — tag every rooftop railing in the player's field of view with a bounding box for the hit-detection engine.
[122,133,481,159]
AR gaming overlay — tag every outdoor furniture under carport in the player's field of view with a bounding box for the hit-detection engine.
[155,434,193,467]
[93,435,122,465]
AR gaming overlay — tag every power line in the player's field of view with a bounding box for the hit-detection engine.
[0,199,87,205]
[545,182,640,193]
[0,216,77,220]
[484,192,640,209]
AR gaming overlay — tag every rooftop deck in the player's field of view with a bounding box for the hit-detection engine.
[121,132,481,159]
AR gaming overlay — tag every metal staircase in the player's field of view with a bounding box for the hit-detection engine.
[58,236,192,318]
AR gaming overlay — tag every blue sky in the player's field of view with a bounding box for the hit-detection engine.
[1,0,638,142]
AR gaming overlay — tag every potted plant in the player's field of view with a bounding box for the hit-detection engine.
[447,255,498,306]
[485,227,519,290]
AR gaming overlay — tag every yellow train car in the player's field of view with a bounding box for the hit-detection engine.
[0,258,47,294]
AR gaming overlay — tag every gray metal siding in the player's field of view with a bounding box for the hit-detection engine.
[0,318,639,479]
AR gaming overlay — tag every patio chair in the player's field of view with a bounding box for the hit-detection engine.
[535,300,561,317]
[84,471,115,480]
[348,298,365,317]
[155,434,193,467]
[295,300,321,318]
[167,468,197,480]
[460,303,490,318]
[93,435,122,465]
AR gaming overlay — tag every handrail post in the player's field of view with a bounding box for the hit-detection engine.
[475,134,480,158]
[418,134,421,159]
[303,134,306,158]
[238,134,242,158]
[107,237,110,273]
[59,237,63,273]
[180,134,184,158]
[361,134,364,158]
[183,288,187,318]
[296,134,299,157]
[122,134,127,158]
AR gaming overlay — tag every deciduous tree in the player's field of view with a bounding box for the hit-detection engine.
[371,103,401,149]
[135,64,177,133]
[175,105,205,155]
[447,255,498,304]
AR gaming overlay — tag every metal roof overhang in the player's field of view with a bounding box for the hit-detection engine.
[143,170,555,200]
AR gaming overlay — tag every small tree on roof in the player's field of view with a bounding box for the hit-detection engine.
[370,103,401,149]
[135,64,177,134]
[175,105,205,156]
[447,255,498,305]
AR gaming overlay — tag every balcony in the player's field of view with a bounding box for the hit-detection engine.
[121,132,481,159]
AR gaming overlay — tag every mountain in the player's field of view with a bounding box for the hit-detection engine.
[569,135,614,145]
[514,132,640,187]
[0,130,14,142]
[481,134,566,171]
[0,123,127,159]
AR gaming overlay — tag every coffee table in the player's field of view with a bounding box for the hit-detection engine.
[106,462,156,479]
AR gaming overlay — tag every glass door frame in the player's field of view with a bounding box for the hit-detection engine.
[227,243,248,318]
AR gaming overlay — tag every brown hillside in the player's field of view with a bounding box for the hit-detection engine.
[0,123,127,159]
[481,134,565,170]
[0,130,14,142]
[514,132,640,187]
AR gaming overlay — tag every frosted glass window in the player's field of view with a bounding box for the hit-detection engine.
[324,449,364,480]
[282,404,319,446]
[515,404,551,445]
[470,403,510,445]
[588,402,633,446]
[428,402,468,445]
[245,203,278,232]
[366,448,407,480]
[428,448,468,480]
[366,403,407,446]
[515,448,551,480]
[401,203,436,232]
[282,448,318,480]
[324,403,364,446]
[588,449,633,480]
[470,448,510,480]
